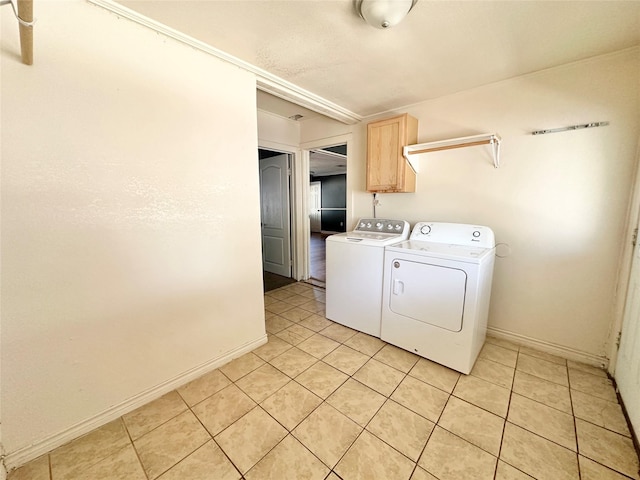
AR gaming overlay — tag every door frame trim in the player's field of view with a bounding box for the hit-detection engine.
[259,153,292,277]
[300,134,353,282]
[258,142,300,280]
[259,134,352,283]
[610,138,640,374]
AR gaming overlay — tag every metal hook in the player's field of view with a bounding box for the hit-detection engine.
[0,0,36,27]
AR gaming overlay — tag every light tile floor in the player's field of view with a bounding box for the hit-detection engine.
[10,281,640,480]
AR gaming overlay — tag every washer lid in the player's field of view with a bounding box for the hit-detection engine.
[386,240,495,263]
[328,231,409,246]
[328,219,410,246]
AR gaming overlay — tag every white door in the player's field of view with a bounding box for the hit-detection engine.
[259,154,291,277]
[310,181,321,233]
[616,226,640,436]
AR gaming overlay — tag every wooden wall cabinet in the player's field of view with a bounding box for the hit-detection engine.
[366,113,418,193]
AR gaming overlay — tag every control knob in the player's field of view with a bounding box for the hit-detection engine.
[472,230,481,238]
[387,224,394,230]
[420,224,432,235]
[376,222,383,230]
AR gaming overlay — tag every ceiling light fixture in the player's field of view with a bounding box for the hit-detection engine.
[356,0,417,29]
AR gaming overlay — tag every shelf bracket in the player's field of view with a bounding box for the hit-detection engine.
[403,133,502,170]
[490,135,501,169]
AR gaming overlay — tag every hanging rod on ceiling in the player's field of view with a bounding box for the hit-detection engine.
[403,133,502,169]
[531,121,609,136]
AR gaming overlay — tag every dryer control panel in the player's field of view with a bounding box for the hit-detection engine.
[355,219,410,235]
[410,222,495,248]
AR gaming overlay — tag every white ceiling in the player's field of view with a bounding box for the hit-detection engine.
[118,0,640,121]
[310,149,347,177]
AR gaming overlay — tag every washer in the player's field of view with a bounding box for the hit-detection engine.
[326,218,410,337]
[381,222,496,374]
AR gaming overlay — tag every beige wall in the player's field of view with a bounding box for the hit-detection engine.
[2,0,637,465]
[258,109,301,148]
[302,49,640,361]
[1,0,265,460]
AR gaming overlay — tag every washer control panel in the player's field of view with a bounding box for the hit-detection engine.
[410,222,495,248]
[355,219,409,235]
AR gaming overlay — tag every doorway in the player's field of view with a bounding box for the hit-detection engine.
[308,144,347,286]
[259,149,295,291]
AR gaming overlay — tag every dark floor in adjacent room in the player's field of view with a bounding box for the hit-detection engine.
[263,272,297,292]
[310,232,328,286]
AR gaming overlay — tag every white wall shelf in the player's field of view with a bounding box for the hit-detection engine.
[403,133,502,170]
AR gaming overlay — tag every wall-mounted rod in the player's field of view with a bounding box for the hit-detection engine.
[403,133,502,169]
[531,121,609,136]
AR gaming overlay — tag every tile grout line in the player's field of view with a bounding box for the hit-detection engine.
[492,345,527,480]
[148,396,214,479]
[417,369,463,479]
[264,332,515,475]
[232,319,361,477]
[264,317,425,476]
[207,401,281,477]
[317,336,398,471]
[37,282,630,480]
[566,370,638,480]
[508,358,580,448]
[262,319,372,476]
[493,347,516,480]
[293,327,520,477]
[178,385,245,480]
[121,413,151,480]
[492,344,583,480]
[318,345,412,476]
[515,364,631,434]
[502,349,630,479]
[566,357,583,480]
[50,418,144,480]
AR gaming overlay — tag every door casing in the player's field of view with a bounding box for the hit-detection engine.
[259,153,292,277]
[258,134,352,282]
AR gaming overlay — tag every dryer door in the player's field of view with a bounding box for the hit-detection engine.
[389,259,467,332]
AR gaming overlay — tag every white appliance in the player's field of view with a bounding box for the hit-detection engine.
[326,218,410,337]
[381,222,496,374]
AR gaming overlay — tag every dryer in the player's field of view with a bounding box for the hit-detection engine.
[381,222,496,374]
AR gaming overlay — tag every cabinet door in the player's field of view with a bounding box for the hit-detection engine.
[366,114,417,193]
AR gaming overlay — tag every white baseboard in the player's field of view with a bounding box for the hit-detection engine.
[487,326,609,369]
[4,334,267,471]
